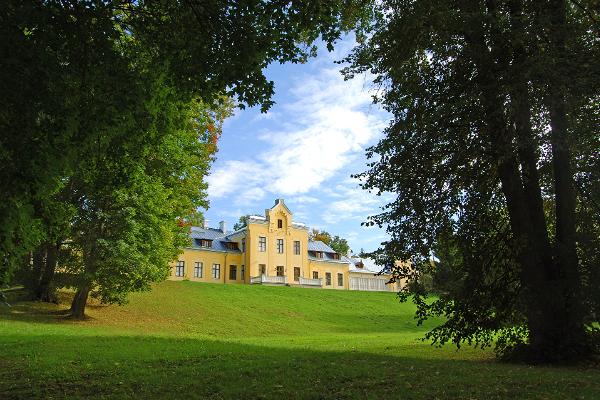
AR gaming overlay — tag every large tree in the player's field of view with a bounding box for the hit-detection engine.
[344,0,599,361]
[0,0,368,287]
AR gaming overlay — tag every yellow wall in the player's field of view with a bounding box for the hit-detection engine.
[170,248,244,284]
[245,202,309,282]
[307,260,348,290]
[168,200,404,292]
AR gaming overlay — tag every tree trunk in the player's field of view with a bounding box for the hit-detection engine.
[28,246,46,295]
[36,242,59,303]
[70,284,91,319]
[540,0,586,357]
[463,0,586,361]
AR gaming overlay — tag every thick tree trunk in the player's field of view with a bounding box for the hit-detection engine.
[541,0,586,356]
[70,284,91,319]
[464,0,586,361]
[36,243,58,303]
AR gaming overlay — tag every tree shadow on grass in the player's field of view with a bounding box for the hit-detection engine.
[1,332,599,400]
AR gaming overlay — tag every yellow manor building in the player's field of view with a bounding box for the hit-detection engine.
[170,199,401,292]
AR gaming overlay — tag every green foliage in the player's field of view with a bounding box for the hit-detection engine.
[0,0,370,291]
[344,0,599,360]
[233,215,250,231]
[64,93,231,307]
[330,235,351,256]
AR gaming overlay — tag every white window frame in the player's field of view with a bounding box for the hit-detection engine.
[259,236,266,252]
[194,262,203,278]
[212,263,220,279]
[176,261,185,277]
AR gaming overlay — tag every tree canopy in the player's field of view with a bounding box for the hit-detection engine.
[344,0,599,361]
[1,0,370,316]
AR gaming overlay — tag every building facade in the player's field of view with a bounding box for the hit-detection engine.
[169,199,401,292]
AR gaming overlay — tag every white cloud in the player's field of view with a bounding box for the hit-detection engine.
[208,65,388,203]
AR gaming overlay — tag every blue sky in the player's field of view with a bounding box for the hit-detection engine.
[203,37,393,253]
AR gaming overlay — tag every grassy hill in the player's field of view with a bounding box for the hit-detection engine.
[1,281,599,399]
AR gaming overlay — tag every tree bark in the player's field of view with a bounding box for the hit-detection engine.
[463,0,586,360]
[36,242,59,303]
[542,0,586,355]
[70,284,91,319]
[28,246,46,294]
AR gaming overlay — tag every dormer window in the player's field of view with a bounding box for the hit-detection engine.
[331,253,340,260]
[198,239,212,248]
[277,219,283,229]
[315,251,323,259]
[356,261,364,269]
[224,242,239,250]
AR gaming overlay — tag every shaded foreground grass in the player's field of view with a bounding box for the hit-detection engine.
[1,281,599,399]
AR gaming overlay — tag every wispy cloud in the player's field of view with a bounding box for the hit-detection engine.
[207,66,387,204]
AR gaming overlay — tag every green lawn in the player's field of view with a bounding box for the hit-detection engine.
[1,281,598,399]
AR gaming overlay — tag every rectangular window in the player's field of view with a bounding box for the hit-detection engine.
[176,261,185,277]
[259,264,266,275]
[277,239,284,253]
[193,262,203,278]
[259,236,266,252]
[241,238,246,253]
[241,265,245,280]
[331,253,340,260]
[277,219,283,229]
[229,265,237,280]
[294,241,300,255]
[325,272,332,286]
[294,267,300,282]
[315,251,323,259]
[276,266,284,277]
[199,239,212,248]
[224,242,238,250]
[338,273,343,287]
[212,263,220,279]
[312,271,318,279]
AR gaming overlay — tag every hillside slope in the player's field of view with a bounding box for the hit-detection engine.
[79,280,434,337]
[1,282,599,400]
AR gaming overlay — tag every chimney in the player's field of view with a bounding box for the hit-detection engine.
[219,220,226,233]
[203,219,210,229]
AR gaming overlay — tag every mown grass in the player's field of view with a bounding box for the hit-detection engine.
[1,281,599,399]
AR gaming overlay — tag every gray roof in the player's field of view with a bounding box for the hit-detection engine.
[190,227,228,240]
[307,240,337,253]
[307,240,348,264]
[188,227,240,253]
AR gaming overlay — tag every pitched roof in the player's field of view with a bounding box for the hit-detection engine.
[307,240,337,253]
[188,227,240,253]
[348,257,388,274]
[190,227,227,240]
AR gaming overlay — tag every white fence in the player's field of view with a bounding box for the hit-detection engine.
[250,274,287,285]
[349,276,392,292]
[299,277,322,287]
